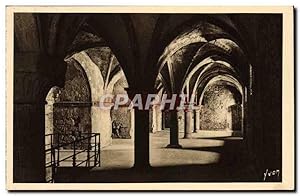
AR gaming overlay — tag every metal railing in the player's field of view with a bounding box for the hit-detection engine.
[45,132,100,183]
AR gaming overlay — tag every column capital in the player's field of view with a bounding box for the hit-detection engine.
[92,101,114,109]
[194,106,201,111]
[14,52,68,104]
[183,104,195,112]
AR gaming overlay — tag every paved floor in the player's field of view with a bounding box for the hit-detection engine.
[99,130,244,168]
[100,138,134,169]
[55,130,259,182]
[151,131,227,166]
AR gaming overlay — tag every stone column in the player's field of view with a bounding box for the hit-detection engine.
[156,105,162,132]
[45,104,54,145]
[177,109,185,133]
[194,106,201,132]
[45,99,54,182]
[13,52,66,182]
[14,65,48,182]
[162,111,166,131]
[166,110,182,148]
[149,105,156,133]
[130,108,135,138]
[241,92,245,136]
[126,88,151,170]
[184,106,194,139]
[91,102,113,148]
[151,104,162,133]
[14,101,47,182]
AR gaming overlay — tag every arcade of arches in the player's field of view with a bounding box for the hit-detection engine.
[14,13,282,182]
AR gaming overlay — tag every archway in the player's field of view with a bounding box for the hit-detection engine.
[199,81,243,135]
[14,13,284,183]
[149,15,250,170]
[44,29,135,181]
[44,59,92,182]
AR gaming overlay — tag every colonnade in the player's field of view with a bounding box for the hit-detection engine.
[151,103,203,146]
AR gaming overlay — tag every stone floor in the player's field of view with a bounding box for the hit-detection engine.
[55,130,259,182]
[99,138,134,169]
[150,131,233,167]
[98,130,244,168]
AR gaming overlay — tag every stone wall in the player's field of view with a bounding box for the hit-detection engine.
[111,108,131,138]
[228,104,242,131]
[51,61,92,149]
[200,84,240,130]
[111,75,131,138]
[53,106,91,149]
[56,60,90,102]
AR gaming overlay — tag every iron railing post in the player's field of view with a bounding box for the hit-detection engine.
[87,133,90,167]
[50,134,54,182]
[73,137,76,167]
[51,145,55,182]
[94,134,97,167]
[98,134,100,166]
[57,132,60,166]
[46,132,100,181]
[50,134,52,166]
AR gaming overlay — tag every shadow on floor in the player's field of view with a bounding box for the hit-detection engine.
[54,137,260,183]
[54,164,258,183]
[181,137,246,165]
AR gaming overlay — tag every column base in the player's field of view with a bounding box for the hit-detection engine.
[151,129,162,133]
[195,129,201,133]
[133,162,152,172]
[166,144,183,148]
[183,133,193,139]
